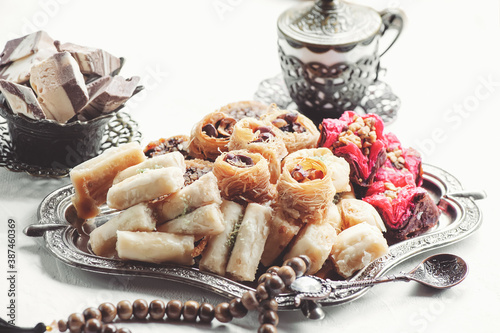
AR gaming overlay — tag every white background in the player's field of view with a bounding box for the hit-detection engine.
[0,0,499,332]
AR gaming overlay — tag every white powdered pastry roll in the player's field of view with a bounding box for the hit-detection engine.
[260,209,301,267]
[226,203,273,281]
[335,185,356,208]
[116,231,194,265]
[330,222,389,278]
[89,203,155,257]
[228,117,287,184]
[113,152,186,184]
[288,148,351,193]
[70,142,146,219]
[156,203,225,236]
[283,206,338,274]
[339,198,386,232]
[278,150,336,223]
[325,202,343,233]
[199,200,245,276]
[325,155,351,193]
[107,167,184,210]
[153,172,222,223]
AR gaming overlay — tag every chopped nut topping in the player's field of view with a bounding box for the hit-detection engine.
[224,153,254,168]
[291,165,324,182]
[384,182,397,191]
[143,136,190,158]
[271,112,306,133]
[338,130,362,148]
[252,126,275,143]
[333,115,378,155]
[387,148,406,169]
[216,118,236,137]
[183,160,213,186]
[271,118,288,128]
[383,182,399,201]
[202,117,236,139]
[202,123,218,137]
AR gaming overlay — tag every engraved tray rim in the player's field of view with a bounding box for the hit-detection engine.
[36,163,484,310]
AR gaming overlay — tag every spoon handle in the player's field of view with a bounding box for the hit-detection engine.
[23,223,66,237]
[329,274,410,290]
[444,190,487,200]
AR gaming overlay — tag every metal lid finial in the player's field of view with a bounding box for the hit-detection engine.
[278,0,382,47]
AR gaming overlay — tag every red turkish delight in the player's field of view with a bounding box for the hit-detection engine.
[318,111,387,187]
[363,181,440,243]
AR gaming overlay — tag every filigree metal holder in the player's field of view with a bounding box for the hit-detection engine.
[0,111,142,178]
[254,73,400,124]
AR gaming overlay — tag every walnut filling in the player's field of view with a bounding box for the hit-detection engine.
[202,117,236,138]
[271,112,306,133]
[225,105,267,121]
[333,115,377,156]
[291,165,324,183]
[144,136,189,158]
[383,182,400,201]
[224,153,254,168]
[251,126,275,143]
[184,165,213,186]
[387,148,406,170]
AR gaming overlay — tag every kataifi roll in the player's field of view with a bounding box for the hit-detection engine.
[188,111,237,161]
[228,117,287,184]
[288,147,351,193]
[262,105,320,154]
[213,150,276,204]
[277,149,336,223]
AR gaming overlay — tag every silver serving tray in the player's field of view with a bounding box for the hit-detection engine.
[34,163,485,310]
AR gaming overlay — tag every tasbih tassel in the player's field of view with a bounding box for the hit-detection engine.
[0,318,46,333]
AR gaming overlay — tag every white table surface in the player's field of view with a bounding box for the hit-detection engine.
[0,0,499,332]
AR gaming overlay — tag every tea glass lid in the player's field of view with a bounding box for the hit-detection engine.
[278,0,382,47]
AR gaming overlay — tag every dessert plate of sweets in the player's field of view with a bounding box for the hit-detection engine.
[29,101,485,309]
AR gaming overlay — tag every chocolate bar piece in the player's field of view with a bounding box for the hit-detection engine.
[79,75,139,120]
[30,51,89,123]
[57,42,121,77]
[0,31,56,66]
[0,79,46,120]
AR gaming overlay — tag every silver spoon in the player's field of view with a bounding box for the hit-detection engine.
[290,254,468,319]
[23,205,120,237]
